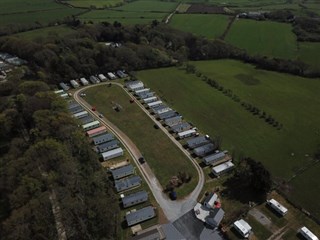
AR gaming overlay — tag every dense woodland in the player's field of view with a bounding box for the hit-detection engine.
[0,79,119,239]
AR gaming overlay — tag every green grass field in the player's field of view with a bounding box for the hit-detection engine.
[137,60,320,218]
[298,42,320,70]
[113,0,178,12]
[79,10,166,24]
[62,0,123,8]
[0,0,62,14]
[84,85,198,197]
[169,14,231,39]
[226,19,297,59]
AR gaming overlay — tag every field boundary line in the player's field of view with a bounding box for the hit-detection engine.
[220,15,237,40]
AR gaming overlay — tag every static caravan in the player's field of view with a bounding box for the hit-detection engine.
[98,74,108,81]
[60,93,69,99]
[54,90,64,94]
[73,110,88,119]
[79,115,94,125]
[102,147,123,161]
[116,70,128,78]
[59,82,70,91]
[267,199,288,216]
[299,227,319,240]
[193,143,215,157]
[135,88,150,95]
[157,110,178,120]
[203,151,229,166]
[211,161,234,177]
[89,76,100,84]
[178,129,197,139]
[171,122,191,133]
[143,96,157,104]
[126,206,155,227]
[115,175,141,192]
[80,77,89,85]
[233,219,252,238]
[107,72,117,80]
[187,136,210,149]
[86,126,107,138]
[92,133,114,145]
[111,164,134,180]
[70,80,80,88]
[122,191,148,208]
[164,116,182,127]
[139,92,155,100]
[97,139,119,153]
[82,120,100,131]
[147,101,162,109]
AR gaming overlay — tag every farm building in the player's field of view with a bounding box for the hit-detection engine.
[80,77,89,85]
[92,133,114,145]
[187,135,211,149]
[86,126,107,138]
[59,82,70,91]
[98,74,107,81]
[126,206,155,226]
[73,110,88,119]
[203,192,218,209]
[126,81,144,91]
[111,164,134,180]
[299,227,319,240]
[89,76,100,84]
[97,139,119,153]
[54,89,64,94]
[147,100,163,108]
[206,208,225,229]
[102,147,123,161]
[164,116,183,127]
[158,110,178,120]
[122,190,148,208]
[60,93,69,99]
[203,151,229,166]
[171,122,191,133]
[115,175,141,192]
[143,96,157,104]
[267,199,288,216]
[82,120,100,131]
[78,115,94,124]
[211,161,234,177]
[107,72,117,80]
[178,129,197,139]
[135,88,150,95]
[233,219,252,238]
[70,80,80,88]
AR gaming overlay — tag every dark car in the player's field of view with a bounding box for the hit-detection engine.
[138,157,145,164]
[154,124,159,129]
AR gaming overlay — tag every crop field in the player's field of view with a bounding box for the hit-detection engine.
[84,85,198,197]
[225,19,297,59]
[137,60,320,218]
[113,0,178,12]
[169,14,231,39]
[61,0,123,8]
[79,10,166,24]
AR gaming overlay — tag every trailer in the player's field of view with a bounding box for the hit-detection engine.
[86,126,107,138]
[212,161,234,177]
[177,129,197,139]
[82,120,100,131]
[80,77,89,85]
[267,199,288,216]
[70,80,80,88]
[98,74,108,82]
[73,110,88,119]
[102,147,124,161]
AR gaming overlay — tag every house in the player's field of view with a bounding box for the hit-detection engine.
[122,190,148,208]
[102,147,123,161]
[92,133,114,145]
[80,77,89,85]
[178,129,197,139]
[73,110,89,119]
[299,226,319,240]
[82,120,100,131]
[233,219,252,238]
[98,74,107,81]
[193,143,215,157]
[187,136,211,149]
[211,161,234,177]
[267,199,288,216]
[60,93,69,99]
[70,80,79,88]
[111,164,134,180]
[203,151,229,166]
[158,110,178,120]
[170,122,191,133]
[164,116,182,127]
[126,206,155,226]
[206,208,225,229]
[143,96,158,104]
[86,126,107,138]
[79,115,95,124]
[203,192,218,209]
[97,139,119,153]
[147,101,162,108]
[115,175,142,192]
[59,82,70,91]
[107,72,117,80]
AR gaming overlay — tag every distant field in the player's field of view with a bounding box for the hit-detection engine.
[79,10,166,24]
[137,60,320,218]
[225,19,297,59]
[84,85,198,197]
[62,0,123,8]
[298,42,320,70]
[169,14,230,39]
[113,0,178,12]
[0,0,62,14]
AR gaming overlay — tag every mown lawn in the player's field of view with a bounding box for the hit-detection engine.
[169,14,231,39]
[137,59,320,218]
[225,19,297,59]
[84,85,198,197]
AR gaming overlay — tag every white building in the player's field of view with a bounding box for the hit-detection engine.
[233,219,252,238]
[70,80,79,88]
[267,199,288,216]
[147,100,162,108]
[80,77,89,85]
[177,129,197,139]
[102,147,124,161]
[73,110,88,119]
[98,74,108,81]
[299,226,319,240]
[82,120,100,131]
[211,161,234,177]
[107,72,117,80]
[143,96,157,104]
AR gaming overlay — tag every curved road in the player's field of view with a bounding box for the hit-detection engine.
[73,82,204,222]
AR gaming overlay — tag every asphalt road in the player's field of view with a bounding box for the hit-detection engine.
[72,82,205,222]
